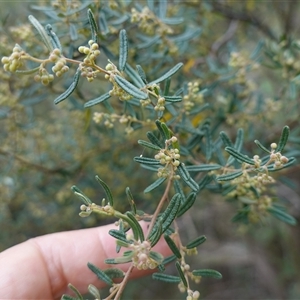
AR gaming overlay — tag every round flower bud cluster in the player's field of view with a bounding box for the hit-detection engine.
[154,96,166,111]
[226,170,267,200]
[269,143,289,168]
[78,40,101,82]
[1,44,25,72]
[34,67,54,86]
[109,84,132,101]
[130,240,159,270]
[256,195,272,212]
[140,98,152,107]
[92,112,116,128]
[186,290,200,300]
[93,112,104,124]
[183,81,204,114]
[154,146,180,169]
[50,49,69,77]
[131,7,155,35]
[253,155,261,168]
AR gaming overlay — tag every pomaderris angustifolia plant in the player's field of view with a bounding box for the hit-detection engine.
[1,1,299,299]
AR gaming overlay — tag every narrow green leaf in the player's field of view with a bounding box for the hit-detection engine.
[267,206,297,225]
[28,15,53,51]
[173,180,185,202]
[177,163,199,192]
[192,269,222,279]
[95,175,114,206]
[126,187,136,215]
[61,295,77,300]
[220,131,234,148]
[147,131,164,148]
[71,185,92,205]
[115,75,148,99]
[186,164,222,172]
[105,255,133,264]
[216,170,243,181]
[164,78,171,96]
[162,254,177,265]
[138,139,161,151]
[203,125,212,161]
[69,23,78,41]
[119,29,128,71]
[161,17,184,25]
[116,240,130,248]
[177,163,190,181]
[177,192,197,217]
[164,234,182,258]
[45,24,62,51]
[149,218,163,247]
[87,9,98,43]
[134,156,161,165]
[84,92,111,108]
[148,193,181,241]
[155,120,169,141]
[254,139,271,153]
[276,126,290,152]
[109,229,128,243]
[164,95,182,102]
[126,211,145,241]
[88,284,101,299]
[198,174,213,191]
[161,122,172,140]
[225,147,255,165]
[161,193,181,233]
[67,283,83,300]
[150,63,183,84]
[87,262,113,286]
[117,214,139,241]
[136,65,147,83]
[16,66,40,75]
[175,261,188,287]
[124,64,145,88]
[184,176,200,192]
[186,235,207,249]
[149,251,164,264]
[234,128,244,152]
[99,11,109,35]
[103,268,125,279]
[171,27,202,42]
[144,177,167,193]
[54,69,81,104]
[152,273,181,283]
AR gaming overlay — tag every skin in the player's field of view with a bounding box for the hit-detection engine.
[0,222,170,300]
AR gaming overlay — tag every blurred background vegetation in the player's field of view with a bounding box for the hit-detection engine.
[1,1,300,299]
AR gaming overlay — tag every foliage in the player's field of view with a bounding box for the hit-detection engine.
[1,1,300,299]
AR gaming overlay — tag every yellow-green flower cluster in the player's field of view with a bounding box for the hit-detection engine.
[129,240,159,270]
[34,67,54,86]
[78,40,101,82]
[155,136,181,178]
[183,81,204,114]
[49,48,69,78]
[1,44,24,72]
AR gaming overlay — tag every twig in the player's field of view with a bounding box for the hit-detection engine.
[146,177,172,237]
